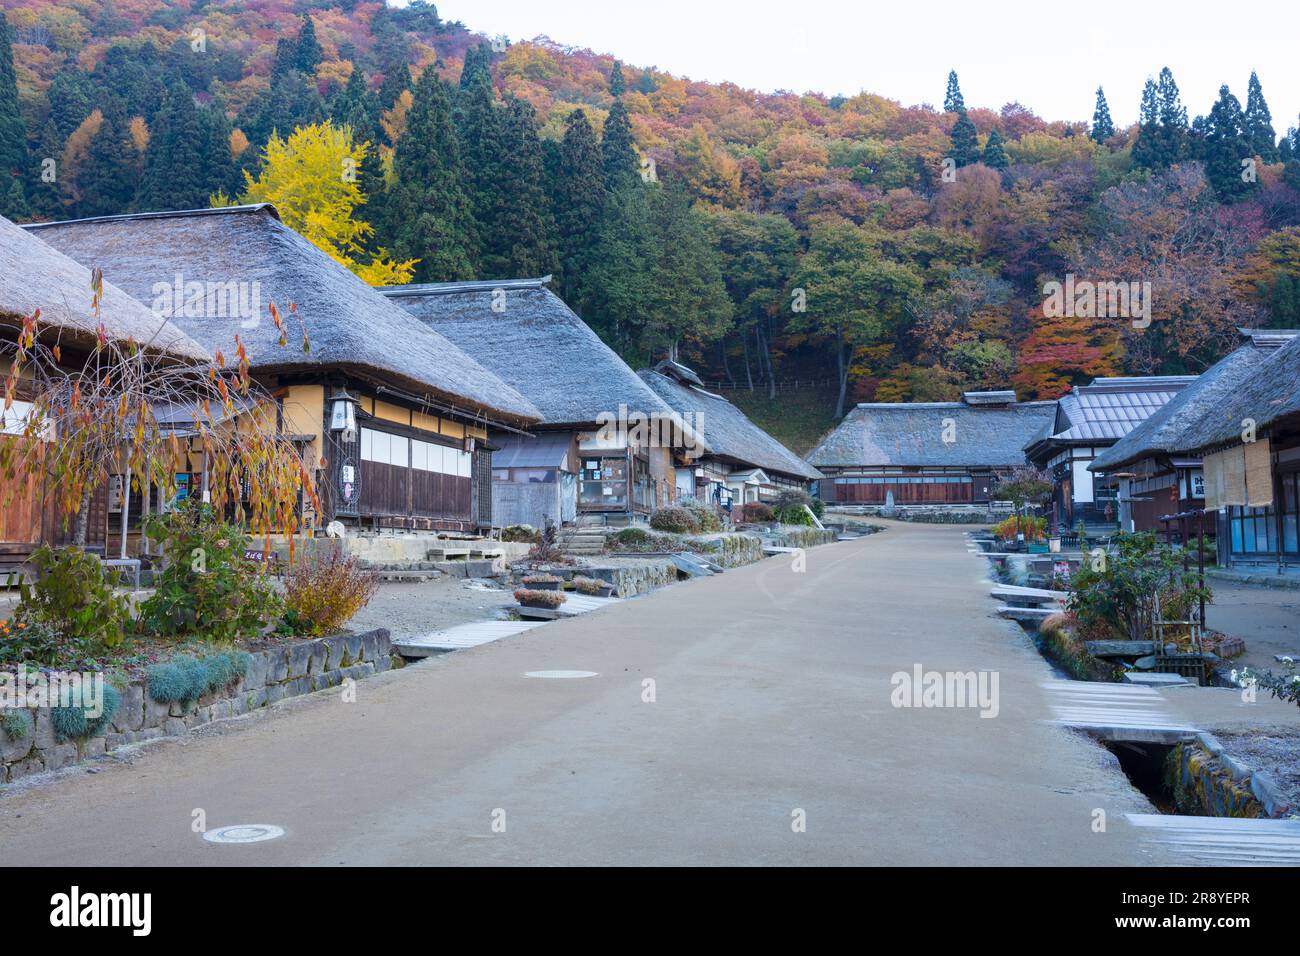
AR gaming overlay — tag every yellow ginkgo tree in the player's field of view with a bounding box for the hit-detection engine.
[217,121,416,287]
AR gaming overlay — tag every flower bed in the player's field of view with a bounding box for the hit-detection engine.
[514,588,567,609]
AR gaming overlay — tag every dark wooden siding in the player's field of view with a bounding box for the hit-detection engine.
[827,477,975,504]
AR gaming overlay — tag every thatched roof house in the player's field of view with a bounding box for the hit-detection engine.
[638,362,821,505]
[0,214,207,361]
[26,206,538,427]
[381,277,675,428]
[1088,330,1297,537]
[0,215,211,555]
[1024,376,1195,526]
[26,205,544,533]
[382,277,698,524]
[808,392,1055,506]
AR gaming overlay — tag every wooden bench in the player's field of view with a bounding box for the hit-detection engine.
[0,543,35,586]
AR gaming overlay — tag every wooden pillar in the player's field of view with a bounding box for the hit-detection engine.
[119,463,131,560]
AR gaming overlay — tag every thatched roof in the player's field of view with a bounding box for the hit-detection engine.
[1175,332,1300,454]
[1024,375,1196,462]
[638,365,822,481]
[1089,331,1295,472]
[25,206,539,426]
[807,398,1056,468]
[381,278,678,430]
[0,214,208,361]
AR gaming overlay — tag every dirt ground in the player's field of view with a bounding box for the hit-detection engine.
[1208,580,1300,673]
[347,576,519,641]
[1214,731,1300,811]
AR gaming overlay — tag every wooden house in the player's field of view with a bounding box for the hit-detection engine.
[807,391,1056,507]
[382,278,700,528]
[1089,330,1293,538]
[27,205,541,535]
[1024,376,1195,528]
[1093,329,1300,572]
[0,213,210,565]
[637,361,821,508]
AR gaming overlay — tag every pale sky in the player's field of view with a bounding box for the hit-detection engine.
[431,0,1300,135]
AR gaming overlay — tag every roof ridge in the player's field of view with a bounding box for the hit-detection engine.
[25,204,279,231]
[380,277,552,296]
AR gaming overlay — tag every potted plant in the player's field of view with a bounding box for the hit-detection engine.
[514,588,567,609]
[571,575,615,598]
[521,572,564,591]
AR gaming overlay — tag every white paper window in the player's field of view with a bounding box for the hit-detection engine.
[361,427,373,461]
[411,440,427,472]
[389,435,408,467]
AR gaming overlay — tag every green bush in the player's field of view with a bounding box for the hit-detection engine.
[1067,532,1211,643]
[0,709,32,740]
[649,507,701,534]
[736,502,775,523]
[146,651,251,706]
[13,547,132,659]
[139,500,281,642]
[611,527,650,546]
[770,490,819,526]
[51,683,121,742]
[500,524,540,543]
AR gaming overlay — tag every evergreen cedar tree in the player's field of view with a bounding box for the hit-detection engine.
[1091,87,1114,143]
[2,3,1300,404]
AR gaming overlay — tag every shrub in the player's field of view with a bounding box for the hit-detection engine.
[0,709,32,740]
[772,502,815,526]
[571,575,610,595]
[526,519,571,563]
[736,502,775,523]
[611,527,650,546]
[1067,532,1211,643]
[0,618,72,667]
[513,588,567,608]
[139,500,281,642]
[146,651,250,706]
[606,528,688,553]
[51,683,121,742]
[501,525,540,543]
[13,546,132,658]
[992,515,1047,542]
[680,500,722,532]
[283,550,380,637]
[1236,658,1300,710]
[650,507,700,534]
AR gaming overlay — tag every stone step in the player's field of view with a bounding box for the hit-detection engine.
[377,569,443,583]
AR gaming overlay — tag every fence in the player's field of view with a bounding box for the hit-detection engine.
[702,377,837,393]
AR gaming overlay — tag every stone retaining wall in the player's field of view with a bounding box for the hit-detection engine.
[1165,733,1291,818]
[1,628,393,785]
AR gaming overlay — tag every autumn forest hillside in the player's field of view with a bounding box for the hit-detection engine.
[3,0,1300,432]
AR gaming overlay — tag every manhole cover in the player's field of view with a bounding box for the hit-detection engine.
[524,670,598,679]
[202,824,285,844]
